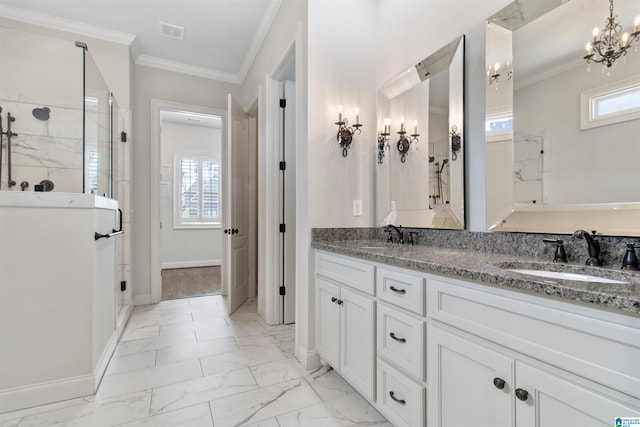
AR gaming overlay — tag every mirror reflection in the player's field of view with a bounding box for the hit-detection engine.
[485,0,640,236]
[377,36,465,229]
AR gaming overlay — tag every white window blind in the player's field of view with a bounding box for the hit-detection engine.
[175,153,221,228]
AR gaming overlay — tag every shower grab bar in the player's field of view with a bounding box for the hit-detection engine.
[95,208,124,241]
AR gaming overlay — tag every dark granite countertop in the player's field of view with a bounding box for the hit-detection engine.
[312,240,640,316]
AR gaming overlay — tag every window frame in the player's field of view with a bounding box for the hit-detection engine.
[580,76,640,130]
[173,152,221,230]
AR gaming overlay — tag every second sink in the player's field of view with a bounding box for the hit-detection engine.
[507,269,628,284]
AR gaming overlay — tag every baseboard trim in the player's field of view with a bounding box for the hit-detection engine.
[134,294,152,306]
[0,374,95,414]
[161,259,221,269]
[296,346,321,370]
[93,329,119,388]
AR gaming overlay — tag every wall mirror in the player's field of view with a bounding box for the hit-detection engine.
[486,0,640,236]
[376,35,465,229]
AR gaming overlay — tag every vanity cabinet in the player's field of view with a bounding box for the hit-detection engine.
[428,325,640,427]
[315,252,376,401]
[314,248,640,427]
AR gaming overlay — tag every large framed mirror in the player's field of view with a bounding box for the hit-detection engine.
[486,0,640,236]
[376,35,465,229]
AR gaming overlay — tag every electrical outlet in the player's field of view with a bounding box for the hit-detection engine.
[353,200,362,216]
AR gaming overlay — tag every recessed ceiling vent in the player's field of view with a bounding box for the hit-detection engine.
[159,22,184,40]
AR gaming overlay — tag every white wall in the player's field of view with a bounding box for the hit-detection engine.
[131,64,241,302]
[514,56,640,205]
[160,121,222,268]
[307,0,378,228]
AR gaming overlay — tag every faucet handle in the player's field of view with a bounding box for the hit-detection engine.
[408,231,418,246]
[543,238,568,263]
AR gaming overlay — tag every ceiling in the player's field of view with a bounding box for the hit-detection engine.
[0,0,282,84]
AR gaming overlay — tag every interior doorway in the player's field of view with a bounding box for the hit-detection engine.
[159,109,223,300]
[150,100,229,304]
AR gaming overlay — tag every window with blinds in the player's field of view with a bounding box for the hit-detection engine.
[175,153,221,227]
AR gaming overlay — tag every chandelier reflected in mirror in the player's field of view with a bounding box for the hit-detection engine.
[584,0,640,73]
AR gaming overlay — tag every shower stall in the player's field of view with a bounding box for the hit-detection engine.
[0,25,131,413]
[0,29,120,196]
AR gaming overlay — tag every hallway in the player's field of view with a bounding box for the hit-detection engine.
[0,296,389,426]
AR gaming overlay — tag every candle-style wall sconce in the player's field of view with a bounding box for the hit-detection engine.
[335,105,362,157]
[378,118,391,164]
[397,117,419,163]
[450,125,461,161]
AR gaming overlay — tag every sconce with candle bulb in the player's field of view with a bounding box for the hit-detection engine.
[396,117,420,163]
[335,105,362,157]
[488,61,513,88]
[377,118,391,164]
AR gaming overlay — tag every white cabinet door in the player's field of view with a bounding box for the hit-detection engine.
[340,286,376,401]
[316,277,341,369]
[515,361,640,427]
[427,325,514,427]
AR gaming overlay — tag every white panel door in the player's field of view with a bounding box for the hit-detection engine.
[340,287,375,401]
[515,361,640,427]
[427,325,514,427]
[224,94,249,314]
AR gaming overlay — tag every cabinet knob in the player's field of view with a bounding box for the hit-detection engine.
[515,388,529,401]
[389,332,406,343]
[389,285,406,294]
[493,377,506,390]
[331,297,337,303]
[336,299,343,305]
[389,391,406,405]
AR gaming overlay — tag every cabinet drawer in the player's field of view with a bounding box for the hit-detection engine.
[377,304,425,380]
[316,251,375,295]
[377,267,425,315]
[377,358,425,427]
[427,277,640,399]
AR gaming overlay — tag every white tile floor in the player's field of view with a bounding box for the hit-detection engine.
[0,296,391,426]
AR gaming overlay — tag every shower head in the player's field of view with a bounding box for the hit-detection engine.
[32,107,50,121]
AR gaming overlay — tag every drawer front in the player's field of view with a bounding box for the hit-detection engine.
[316,251,375,295]
[377,304,425,380]
[377,267,425,315]
[377,358,425,427]
[427,277,640,399]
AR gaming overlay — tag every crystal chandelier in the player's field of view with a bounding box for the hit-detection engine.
[584,0,640,71]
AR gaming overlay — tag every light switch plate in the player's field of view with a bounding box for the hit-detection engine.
[353,200,362,216]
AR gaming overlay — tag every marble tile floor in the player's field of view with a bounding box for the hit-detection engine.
[0,296,391,427]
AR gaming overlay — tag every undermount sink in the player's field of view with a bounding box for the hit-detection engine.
[507,269,629,284]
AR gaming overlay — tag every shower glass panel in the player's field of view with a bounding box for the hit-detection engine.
[82,48,113,197]
[0,26,83,191]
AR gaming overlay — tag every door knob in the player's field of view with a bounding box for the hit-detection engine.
[515,388,529,401]
[493,377,506,390]
[224,229,229,234]
[232,228,239,234]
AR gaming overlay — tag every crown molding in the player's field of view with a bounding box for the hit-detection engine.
[237,0,283,82]
[0,5,136,45]
[135,55,242,84]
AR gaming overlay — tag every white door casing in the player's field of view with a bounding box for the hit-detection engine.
[224,94,250,314]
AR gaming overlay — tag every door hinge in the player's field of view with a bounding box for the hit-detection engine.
[120,131,127,142]
[279,161,286,171]
[120,281,126,292]
[279,99,286,108]
[279,223,286,233]
[279,286,286,296]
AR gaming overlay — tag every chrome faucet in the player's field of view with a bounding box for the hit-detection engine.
[573,230,602,266]
[385,224,404,244]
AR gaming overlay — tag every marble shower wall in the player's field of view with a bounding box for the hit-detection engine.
[0,98,84,192]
